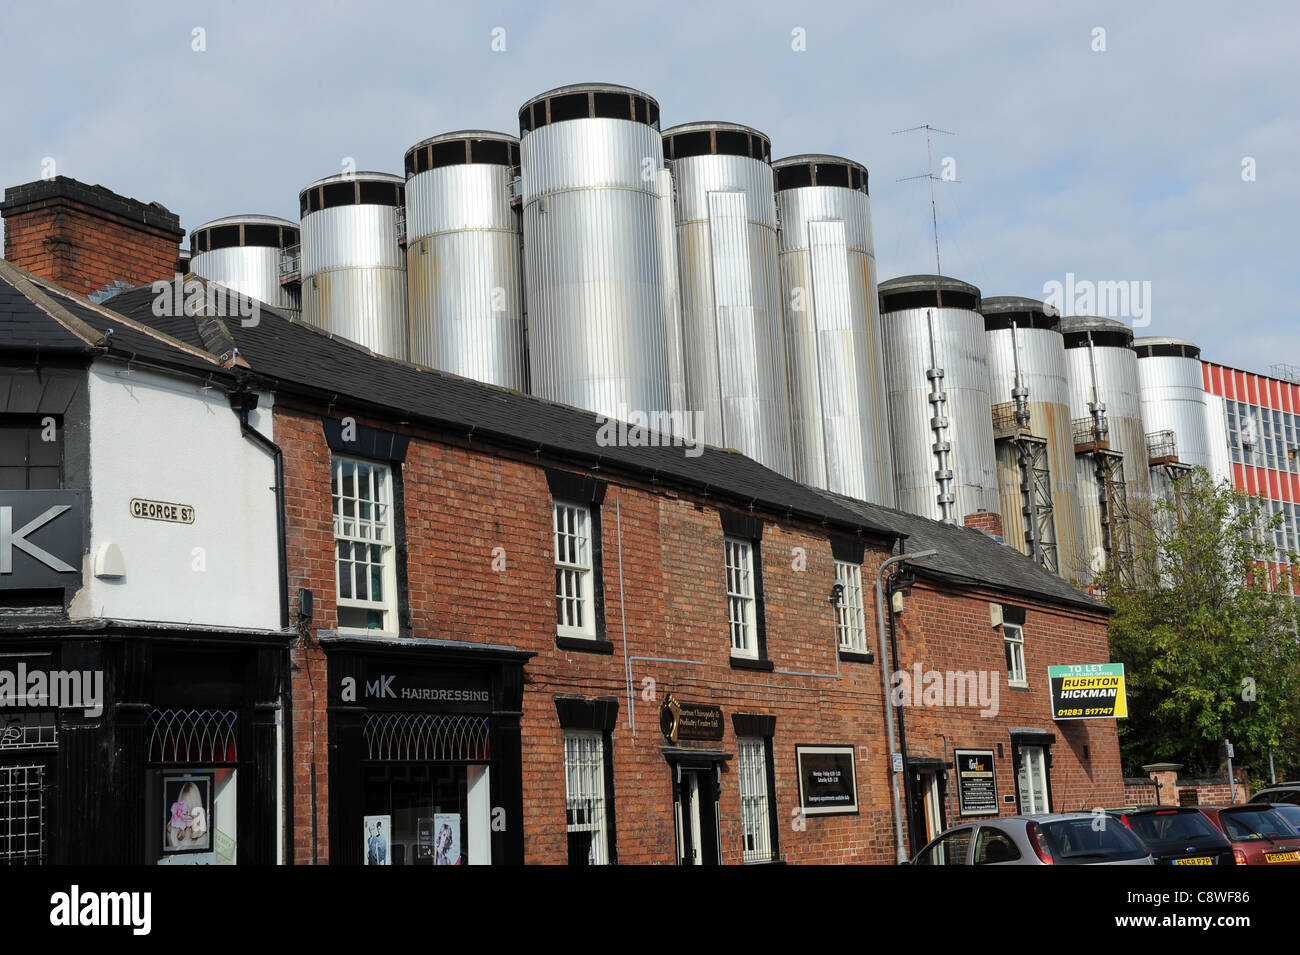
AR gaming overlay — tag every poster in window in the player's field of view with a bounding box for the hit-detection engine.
[363,814,391,866]
[796,745,858,815]
[434,813,461,865]
[162,773,212,854]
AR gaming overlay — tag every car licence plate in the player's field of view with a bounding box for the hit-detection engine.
[1265,851,1299,863]
[1174,856,1212,865]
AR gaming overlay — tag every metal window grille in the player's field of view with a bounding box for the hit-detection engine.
[725,538,756,657]
[0,713,57,751]
[333,457,393,626]
[1004,624,1026,684]
[563,732,608,865]
[363,713,490,762]
[738,738,774,863]
[834,561,867,652]
[147,708,238,764]
[0,764,46,864]
[554,502,593,636]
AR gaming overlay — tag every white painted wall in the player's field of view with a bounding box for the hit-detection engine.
[69,361,280,630]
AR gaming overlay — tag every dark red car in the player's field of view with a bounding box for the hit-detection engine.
[1199,805,1300,865]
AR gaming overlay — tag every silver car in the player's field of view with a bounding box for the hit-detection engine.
[907,813,1155,865]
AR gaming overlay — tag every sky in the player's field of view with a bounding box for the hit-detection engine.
[1,0,1296,376]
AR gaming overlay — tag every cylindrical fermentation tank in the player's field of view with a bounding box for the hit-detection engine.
[774,154,893,503]
[404,131,526,389]
[879,274,999,523]
[982,296,1085,578]
[189,214,300,310]
[298,171,408,360]
[1133,337,1213,471]
[518,83,670,422]
[1061,315,1151,577]
[663,121,791,475]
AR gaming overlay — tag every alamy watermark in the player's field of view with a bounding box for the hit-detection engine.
[595,404,705,458]
[0,663,103,717]
[1042,272,1152,327]
[151,273,260,326]
[890,664,1000,717]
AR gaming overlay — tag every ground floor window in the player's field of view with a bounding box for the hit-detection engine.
[564,731,609,865]
[146,708,240,865]
[737,737,774,863]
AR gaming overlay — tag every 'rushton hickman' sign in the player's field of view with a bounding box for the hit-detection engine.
[1048,663,1128,720]
[130,499,195,524]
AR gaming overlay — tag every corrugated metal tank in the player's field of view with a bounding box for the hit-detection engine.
[404,131,527,389]
[1133,337,1213,471]
[519,83,670,421]
[663,121,791,475]
[298,171,408,360]
[1061,315,1151,575]
[982,296,1086,579]
[775,155,893,503]
[190,215,300,310]
[879,275,999,522]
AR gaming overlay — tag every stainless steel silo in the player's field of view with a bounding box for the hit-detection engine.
[298,171,408,360]
[404,131,526,389]
[1061,315,1151,583]
[1133,337,1213,470]
[982,296,1086,580]
[775,155,893,503]
[190,214,300,310]
[518,83,670,421]
[664,122,791,475]
[879,275,999,524]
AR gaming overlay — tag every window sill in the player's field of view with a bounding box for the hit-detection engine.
[838,650,875,664]
[556,635,615,655]
[730,656,774,672]
[1007,680,1030,691]
[336,626,399,639]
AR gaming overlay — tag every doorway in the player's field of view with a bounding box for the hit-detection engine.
[905,758,947,853]
[674,765,720,865]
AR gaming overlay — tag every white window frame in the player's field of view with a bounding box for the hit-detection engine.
[834,560,867,652]
[737,737,775,863]
[1017,745,1050,815]
[1004,623,1027,687]
[563,730,609,865]
[331,455,397,634]
[725,537,758,659]
[553,501,596,639]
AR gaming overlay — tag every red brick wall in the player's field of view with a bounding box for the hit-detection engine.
[963,510,1004,537]
[275,399,1122,864]
[2,178,182,295]
[1123,781,1160,806]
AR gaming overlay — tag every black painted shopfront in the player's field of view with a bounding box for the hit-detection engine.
[323,634,531,866]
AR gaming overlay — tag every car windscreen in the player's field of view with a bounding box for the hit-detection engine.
[1038,818,1148,864]
[1218,808,1300,842]
[1125,811,1225,849]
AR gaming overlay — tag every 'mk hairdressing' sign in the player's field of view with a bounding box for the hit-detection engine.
[0,491,83,589]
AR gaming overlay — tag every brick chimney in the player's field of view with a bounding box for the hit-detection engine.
[963,510,1004,538]
[2,176,184,299]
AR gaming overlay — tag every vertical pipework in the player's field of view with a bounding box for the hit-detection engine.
[926,310,955,523]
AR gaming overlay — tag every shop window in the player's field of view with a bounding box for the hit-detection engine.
[0,415,62,490]
[737,737,776,863]
[1004,622,1027,686]
[563,731,610,865]
[554,501,595,639]
[834,560,867,653]
[145,708,239,865]
[725,538,758,659]
[332,456,397,633]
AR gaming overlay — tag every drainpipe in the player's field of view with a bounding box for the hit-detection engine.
[228,385,288,628]
[876,549,938,863]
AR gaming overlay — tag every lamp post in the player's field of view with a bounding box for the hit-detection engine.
[877,548,939,864]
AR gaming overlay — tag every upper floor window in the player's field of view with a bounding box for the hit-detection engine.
[1004,622,1026,686]
[332,455,396,632]
[725,537,758,659]
[554,501,595,639]
[0,416,62,490]
[834,560,868,652]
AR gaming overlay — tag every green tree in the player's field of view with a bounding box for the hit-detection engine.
[1100,468,1300,784]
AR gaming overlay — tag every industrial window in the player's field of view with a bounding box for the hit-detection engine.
[0,416,62,490]
[322,181,355,209]
[332,456,396,633]
[817,162,851,188]
[647,100,659,129]
[737,737,775,863]
[670,130,711,158]
[1004,623,1027,686]
[242,224,281,249]
[593,91,629,120]
[470,139,510,166]
[208,224,241,250]
[549,92,589,124]
[715,130,749,158]
[775,163,813,191]
[554,502,595,639]
[563,731,609,865]
[834,560,868,653]
[634,96,649,126]
[431,140,468,168]
[358,180,400,207]
[725,538,758,659]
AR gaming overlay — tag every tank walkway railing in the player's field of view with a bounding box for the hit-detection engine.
[991,401,1032,438]
[279,244,301,284]
[1072,415,1110,453]
[1145,429,1179,466]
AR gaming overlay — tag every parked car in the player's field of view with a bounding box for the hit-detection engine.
[1248,782,1300,806]
[1199,805,1300,865]
[1268,803,1300,832]
[1106,807,1234,865]
[907,814,1153,865]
